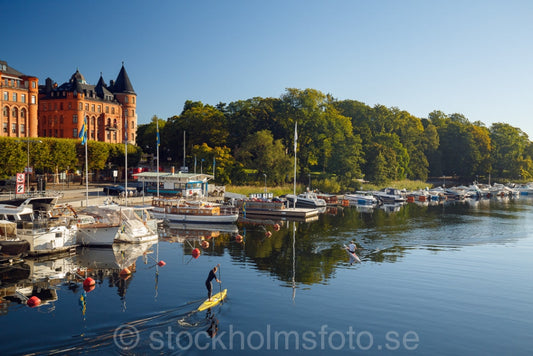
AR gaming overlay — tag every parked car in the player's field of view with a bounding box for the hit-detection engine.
[102,185,137,196]
[0,179,16,192]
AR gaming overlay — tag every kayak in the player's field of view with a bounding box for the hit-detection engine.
[344,245,361,263]
[198,289,227,311]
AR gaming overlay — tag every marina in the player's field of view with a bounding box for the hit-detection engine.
[0,189,532,354]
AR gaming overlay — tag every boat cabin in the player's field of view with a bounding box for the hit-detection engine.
[133,172,213,198]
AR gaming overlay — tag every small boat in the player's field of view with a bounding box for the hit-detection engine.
[344,192,378,206]
[0,197,78,256]
[0,220,29,257]
[76,206,158,246]
[151,197,239,224]
[373,188,407,204]
[285,191,327,208]
[235,197,319,220]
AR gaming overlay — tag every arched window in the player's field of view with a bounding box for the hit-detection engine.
[107,118,111,126]
[12,107,18,118]
[21,109,26,119]
[113,119,117,128]
[3,106,8,117]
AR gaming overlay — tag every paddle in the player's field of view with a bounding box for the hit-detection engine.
[217,263,222,295]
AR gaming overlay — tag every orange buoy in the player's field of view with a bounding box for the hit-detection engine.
[83,277,95,288]
[265,231,272,238]
[201,240,210,249]
[157,260,166,267]
[273,224,280,231]
[120,268,131,276]
[192,248,201,259]
[27,296,41,308]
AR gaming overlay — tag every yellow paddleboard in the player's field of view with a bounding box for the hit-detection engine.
[198,289,227,311]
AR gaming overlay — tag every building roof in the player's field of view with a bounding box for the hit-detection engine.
[0,60,27,77]
[133,172,214,182]
[112,64,135,94]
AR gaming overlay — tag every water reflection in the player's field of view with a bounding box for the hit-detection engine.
[224,198,533,287]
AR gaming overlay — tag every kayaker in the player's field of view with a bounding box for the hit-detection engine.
[205,266,221,301]
[348,240,357,254]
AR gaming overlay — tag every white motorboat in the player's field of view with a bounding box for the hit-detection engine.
[151,197,239,224]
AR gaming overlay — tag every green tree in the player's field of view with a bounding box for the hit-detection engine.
[0,137,25,176]
[235,130,293,185]
[490,123,532,179]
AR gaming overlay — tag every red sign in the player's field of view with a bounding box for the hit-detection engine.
[16,173,25,184]
[16,184,25,195]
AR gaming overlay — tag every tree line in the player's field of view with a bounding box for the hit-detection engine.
[136,88,533,190]
[2,88,531,191]
[0,137,141,180]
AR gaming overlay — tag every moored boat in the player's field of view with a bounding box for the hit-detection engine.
[151,197,239,224]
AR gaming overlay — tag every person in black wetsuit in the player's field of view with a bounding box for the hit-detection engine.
[205,266,221,301]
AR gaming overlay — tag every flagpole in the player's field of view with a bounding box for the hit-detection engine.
[293,122,297,208]
[156,119,160,198]
[85,136,89,207]
[125,126,128,207]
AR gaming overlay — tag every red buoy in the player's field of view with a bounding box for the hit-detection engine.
[192,248,201,259]
[265,231,272,238]
[273,224,280,231]
[235,234,243,243]
[157,260,166,267]
[83,284,95,293]
[27,296,41,308]
[201,240,210,249]
[83,277,95,288]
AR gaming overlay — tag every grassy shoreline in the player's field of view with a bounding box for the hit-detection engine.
[226,180,431,196]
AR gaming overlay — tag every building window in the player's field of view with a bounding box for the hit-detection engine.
[113,119,117,128]
[91,104,95,112]
[91,130,95,139]
[60,115,64,124]
[73,128,78,138]
[107,132,110,140]
[85,103,89,111]
[3,123,7,133]
[21,124,25,133]
[12,123,16,133]
[125,110,128,117]
[2,106,7,117]
[12,93,17,102]
[73,114,78,123]
[21,94,26,103]
[32,81,36,89]
[131,120,134,129]
[105,106,109,113]
[125,96,129,103]
[60,129,63,137]
[97,105,101,113]
[20,109,26,119]
[132,97,135,104]
[111,107,115,114]
[3,92,8,100]
[113,132,117,140]
[12,107,17,118]
[78,103,82,110]
[31,95,36,104]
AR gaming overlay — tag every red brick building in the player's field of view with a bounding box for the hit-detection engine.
[38,64,137,144]
[0,60,39,138]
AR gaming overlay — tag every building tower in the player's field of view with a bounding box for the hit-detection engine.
[111,63,137,145]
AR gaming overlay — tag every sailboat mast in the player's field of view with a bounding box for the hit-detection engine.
[183,130,186,169]
[125,131,128,207]
[85,138,89,207]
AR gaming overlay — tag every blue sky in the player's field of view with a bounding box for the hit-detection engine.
[3,0,533,138]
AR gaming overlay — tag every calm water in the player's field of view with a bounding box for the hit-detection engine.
[1,198,532,355]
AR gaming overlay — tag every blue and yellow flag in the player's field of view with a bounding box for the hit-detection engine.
[79,118,87,145]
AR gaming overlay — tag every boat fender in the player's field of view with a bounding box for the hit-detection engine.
[265,231,272,238]
[235,234,243,243]
[273,224,280,231]
[157,260,166,267]
[201,240,210,249]
[192,248,201,259]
